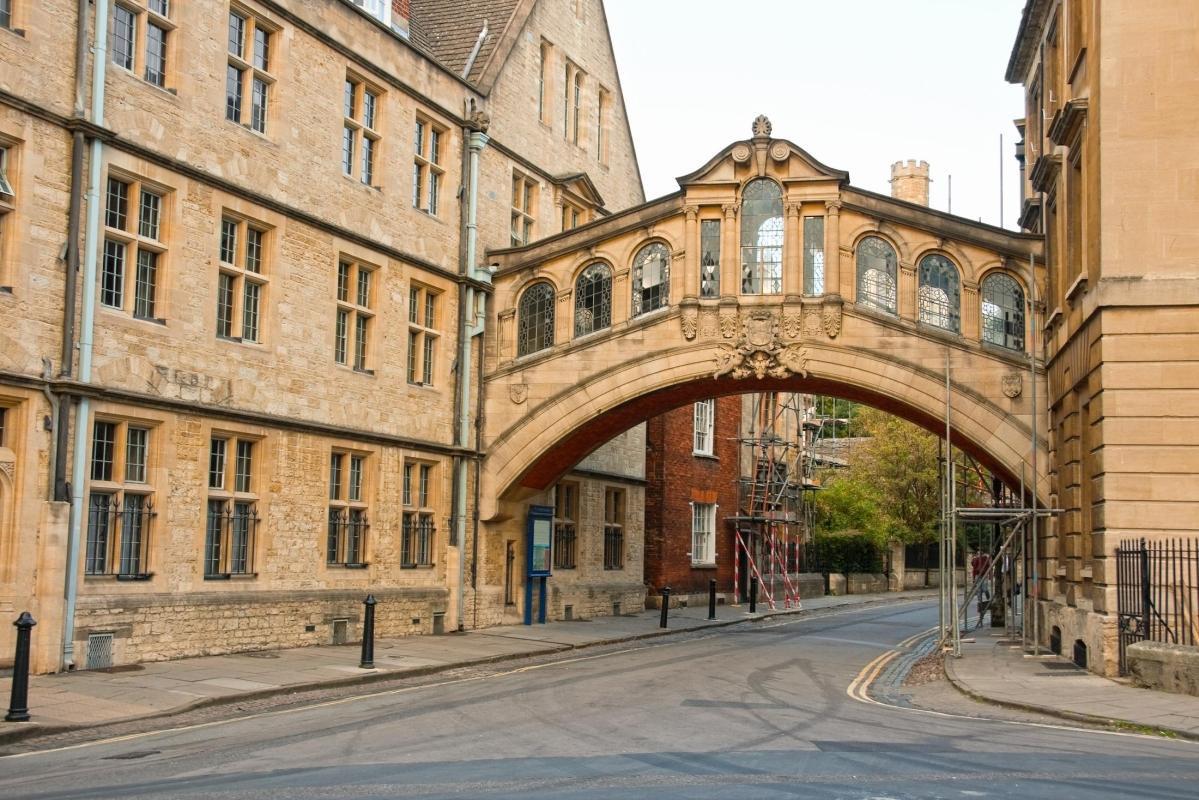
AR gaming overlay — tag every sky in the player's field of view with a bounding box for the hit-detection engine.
[604,0,1028,229]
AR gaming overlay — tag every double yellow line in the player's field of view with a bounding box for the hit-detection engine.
[845,627,936,705]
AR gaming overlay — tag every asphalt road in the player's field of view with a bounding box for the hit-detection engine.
[1,600,1197,799]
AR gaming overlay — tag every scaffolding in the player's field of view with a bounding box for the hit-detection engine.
[726,392,813,610]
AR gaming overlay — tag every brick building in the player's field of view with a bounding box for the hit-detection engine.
[0,0,647,671]
[643,397,740,603]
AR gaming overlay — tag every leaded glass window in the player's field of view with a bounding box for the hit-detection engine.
[700,220,720,298]
[574,263,612,337]
[981,273,1025,351]
[803,216,825,296]
[856,235,897,314]
[517,282,555,357]
[632,242,670,317]
[917,254,961,332]
[740,179,783,295]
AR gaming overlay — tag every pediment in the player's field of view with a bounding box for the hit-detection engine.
[676,120,849,189]
[551,172,606,209]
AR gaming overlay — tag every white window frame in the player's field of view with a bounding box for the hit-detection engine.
[693,399,714,456]
[691,502,717,566]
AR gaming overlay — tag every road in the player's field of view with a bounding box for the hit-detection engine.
[1,600,1196,799]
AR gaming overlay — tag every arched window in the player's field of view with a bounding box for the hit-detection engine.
[574,262,612,337]
[517,282,555,357]
[981,273,1025,351]
[856,236,897,314]
[740,179,783,294]
[917,254,961,332]
[631,242,670,317]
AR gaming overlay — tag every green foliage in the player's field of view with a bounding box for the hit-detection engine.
[814,532,884,574]
[813,406,943,546]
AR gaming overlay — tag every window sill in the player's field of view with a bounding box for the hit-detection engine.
[115,572,154,582]
[690,562,718,569]
[603,566,624,571]
[226,119,272,143]
[133,315,167,326]
[1,26,27,39]
[553,565,577,571]
[204,572,258,580]
[328,562,370,570]
[692,451,717,460]
[400,563,436,570]
[0,286,12,295]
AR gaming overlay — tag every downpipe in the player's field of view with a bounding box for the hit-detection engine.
[62,0,110,670]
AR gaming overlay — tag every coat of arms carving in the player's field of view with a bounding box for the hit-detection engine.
[509,383,528,404]
[1002,373,1023,399]
[699,310,719,339]
[712,309,809,380]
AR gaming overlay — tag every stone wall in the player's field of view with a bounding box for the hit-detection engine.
[1127,641,1199,698]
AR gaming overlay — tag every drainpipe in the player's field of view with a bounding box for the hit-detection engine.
[62,0,110,670]
[454,123,489,632]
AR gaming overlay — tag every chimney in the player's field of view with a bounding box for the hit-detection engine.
[392,0,411,36]
[890,160,930,207]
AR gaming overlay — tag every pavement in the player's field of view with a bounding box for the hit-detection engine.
[0,589,931,742]
[945,621,1199,739]
[7,589,1199,748]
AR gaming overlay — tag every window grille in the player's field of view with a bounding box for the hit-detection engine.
[401,512,435,567]
[981,273,1026,351]
[632,242,670,316]
[740,179,783,295]
[204,500,259,576]
[574,263,612,337]
[918,254,961,332]
[553,482,578,569]
[87,633,114,670]
[856,236,897,314]
[517,282,555,356]
[603,489,624,570]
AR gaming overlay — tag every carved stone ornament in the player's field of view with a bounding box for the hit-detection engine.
[1002,373,1023,399]
[822,303,842,339]
[731,143,752,163]
[802,310,823,337]
[718,307,739,339]
[509,384,528,404]
[782,312,802,340]
[0,449,14,483]
[699,310,719,339]
[752,114,772,138]
[680,305,698,340]
[712,310,809,380]
[769,141,790,162]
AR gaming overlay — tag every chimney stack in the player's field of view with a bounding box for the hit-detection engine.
[890,160,930,207]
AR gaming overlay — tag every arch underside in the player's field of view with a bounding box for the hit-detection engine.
[482,343,1048,519]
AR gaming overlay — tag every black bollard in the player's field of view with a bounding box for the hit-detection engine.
[749,577,758,614]
[707,579,717,620]
[359,595,377,669]
[659,587,671,628]
[6,612,36,723]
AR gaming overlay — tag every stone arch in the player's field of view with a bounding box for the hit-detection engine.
[481,342,1049,520]
[847,221,912,265]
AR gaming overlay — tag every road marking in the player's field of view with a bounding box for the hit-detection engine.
[845,631,1194,743]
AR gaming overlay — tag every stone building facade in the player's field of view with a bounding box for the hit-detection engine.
[0,0,646,671]
[643,396,741,604]
[1007,0,1199,673]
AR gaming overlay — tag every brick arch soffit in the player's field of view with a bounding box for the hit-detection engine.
[484,344,1048,518]
[847,222,912,265]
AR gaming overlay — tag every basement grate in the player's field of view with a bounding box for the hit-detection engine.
[86,633,114,670]
[332,619,349,645]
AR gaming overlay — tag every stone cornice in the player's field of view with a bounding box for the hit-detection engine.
[1047,97,1089,147]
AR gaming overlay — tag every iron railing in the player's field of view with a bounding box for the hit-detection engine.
[85,493,155,578]
[1116,537,1199,675]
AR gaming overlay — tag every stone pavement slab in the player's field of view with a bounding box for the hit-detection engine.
[945,625,1199,739]
[0,589,933,742]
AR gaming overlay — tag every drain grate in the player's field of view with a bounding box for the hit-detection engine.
[332,619,349,645]
[87,633,114,670]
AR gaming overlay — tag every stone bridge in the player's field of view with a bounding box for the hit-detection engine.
[480,119,1046,525]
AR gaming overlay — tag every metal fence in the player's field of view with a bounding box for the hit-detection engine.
[1115,538,1199,675]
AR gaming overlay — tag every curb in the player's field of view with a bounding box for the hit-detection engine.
[0,591,936,748]
[943,653,1199,743]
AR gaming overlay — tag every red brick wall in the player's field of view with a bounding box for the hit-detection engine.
[644,396,741,595]
[393,0,410,22]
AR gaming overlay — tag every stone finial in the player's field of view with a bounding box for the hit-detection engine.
[752,115,772,138]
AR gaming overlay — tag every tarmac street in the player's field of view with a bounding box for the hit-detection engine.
[1,600,1198,799]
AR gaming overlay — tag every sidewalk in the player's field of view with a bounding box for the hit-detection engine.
[945,624,1199,739]
[0,590,932,743]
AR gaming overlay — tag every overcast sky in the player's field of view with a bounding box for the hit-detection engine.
[605,0,1027,229]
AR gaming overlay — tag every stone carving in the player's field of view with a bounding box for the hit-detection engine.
[718,307,739,339]
[680,306,698,340]
[802,310,823,337]
[712,309,809,380]
[699,310,719,339]
[782,311,802,340]
[770,141,790,162]
[0,450,14,483]
[752,114,772,137]
[822,303,842,339]
[1002,373,1023,399]
[731,143,751,163]
[509,384,528,404]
